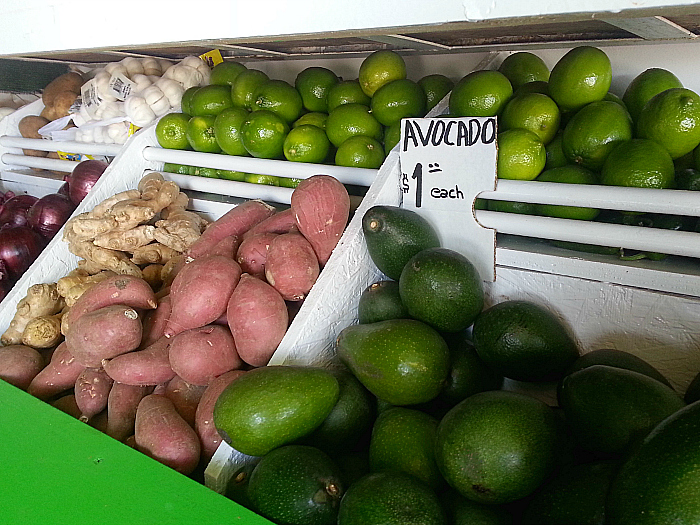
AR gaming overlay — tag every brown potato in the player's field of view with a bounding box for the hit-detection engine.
[52,90,79,119]
[42,72,84,107]
[18,115,50,139]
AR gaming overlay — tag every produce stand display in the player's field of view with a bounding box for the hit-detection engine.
[3,1,700,522]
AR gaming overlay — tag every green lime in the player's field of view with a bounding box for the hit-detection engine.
[604,91,627,108]
[155,112,191,150]
[231,69,270,110]
[636,87,700,159]
[515,80,550,96]
[327,79,372,112]
[498,52,551,90]
[213,107,250,156]
[189,84,234,117]
[548,46,612,112]
[418,74,455,113]
[561,100,633,170]
[535,165,600,220]
[358,50,407,97]
[163,162,191,175]
[186,115,221,153]
[252,79,304,124]
[335,135,385,168]
[499,92,561,145]
[383,122,401,155]
[278,177,302,188]
[241,109,290,159]
[283,124,331,163]
[497,128,546,180]
[449,70,513,117]
[325,103,383,147]
[217,169,246,181]
[180,86,199,115]
[370,78,427,127]
[245,173,280,186]
[622,68,683,122]
[192,166,219,178]
[487,200,538,214]
[295,66,340,113]
[601,138,675,188]
[293,112,328,129]
[210,61,247,87]
[545,132,568,169]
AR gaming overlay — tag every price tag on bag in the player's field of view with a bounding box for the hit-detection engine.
[399,117,498,281]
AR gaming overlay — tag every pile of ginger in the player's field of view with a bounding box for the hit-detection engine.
[1,172,208,350]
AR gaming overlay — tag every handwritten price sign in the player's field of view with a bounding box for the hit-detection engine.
[399,117,498,281]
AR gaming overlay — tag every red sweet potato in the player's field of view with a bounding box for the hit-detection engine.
[194,369,246,461]
[106,382,150,442]
[63,275,156,335]
[135,393,201,474]
[192,234,241,259]
[227,274,288,367]
[52,394,82,419]
[103,336,174,386]
[28,342,85,400]
[291,174,350,266]
[75,367,114,422]
[241,208,298,239]
[0,344,44,390]
[186,199,276,259]
[236,232,278,279]
[66,305,143,368]
[265,232,320,301]
[168,324,242,386]
[165,375,207,428]
[140,294,172,349]
[164,255,242,338]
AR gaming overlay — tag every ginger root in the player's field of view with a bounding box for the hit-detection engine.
[57,269,117,307]
[93,225,156,251]
[153,208,208,253]
[130,243,179,266]
[21,311,64,349]
[1,283,65,346]
[70,239,142,278]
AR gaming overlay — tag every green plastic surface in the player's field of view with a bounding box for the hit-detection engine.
[0,380,271,524]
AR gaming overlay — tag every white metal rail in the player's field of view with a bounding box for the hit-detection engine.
[2,133,700,258]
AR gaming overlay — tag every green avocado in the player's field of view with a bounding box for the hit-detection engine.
[399,247,484,333]
[303,369,376,454]
[213,365,339,457]
[336,318,450,406]
[247,445,344,525]
[606,400,700,525]
[362,205,440,280]
[337,471,446,525]
[434,390,560,505]
[357,279,409,324]
[440,488,514,525]
[563,348,673,389]
[368,407,443,491]
[558,364,685,456]
[521,460,619,525]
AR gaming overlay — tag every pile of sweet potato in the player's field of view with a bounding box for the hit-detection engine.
[0,174,350,475]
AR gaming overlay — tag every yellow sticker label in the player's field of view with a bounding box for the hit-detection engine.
[57,151,93,161]
[128,123,141,136]
[199,49,224,68]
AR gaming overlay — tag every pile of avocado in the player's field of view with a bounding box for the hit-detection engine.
[213,204,700,525]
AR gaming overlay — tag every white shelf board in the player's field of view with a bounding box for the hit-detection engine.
[2,0,700,57]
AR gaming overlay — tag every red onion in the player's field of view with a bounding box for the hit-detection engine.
[0,194,39,227]
[0,225,45,279]
[65,159,108,205]
[57,182,70,197]
[27,193,76,240]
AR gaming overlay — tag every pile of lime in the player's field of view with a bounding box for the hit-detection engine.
[155,52,454,186]
[212,204,697,525]
[455,47,700,261]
